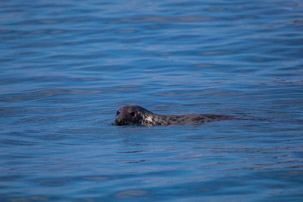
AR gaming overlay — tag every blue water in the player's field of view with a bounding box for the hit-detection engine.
[1,0,303,201]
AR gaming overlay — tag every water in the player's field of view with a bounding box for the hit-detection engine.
[1,0,303,201]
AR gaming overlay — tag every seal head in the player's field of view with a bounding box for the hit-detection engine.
[114,105,154,126]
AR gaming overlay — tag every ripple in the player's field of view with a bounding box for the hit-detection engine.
[1,0,303,201]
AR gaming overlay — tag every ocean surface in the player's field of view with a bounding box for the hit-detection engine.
[1,0,303,201]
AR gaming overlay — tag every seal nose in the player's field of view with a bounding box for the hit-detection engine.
[114,119,125,126]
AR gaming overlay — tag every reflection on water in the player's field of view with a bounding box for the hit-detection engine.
[1,0,303,201]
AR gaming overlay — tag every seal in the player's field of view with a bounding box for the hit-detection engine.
[114,105,237,126]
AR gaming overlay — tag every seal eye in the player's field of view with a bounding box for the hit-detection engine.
[116,111,120,116]
[130,112,135,117]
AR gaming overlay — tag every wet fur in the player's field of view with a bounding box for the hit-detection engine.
[114,105,236,126]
